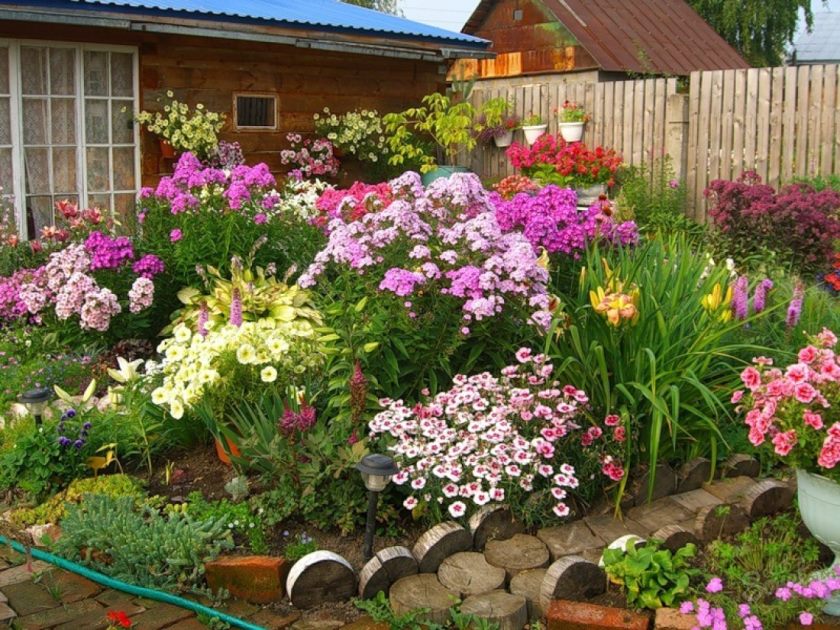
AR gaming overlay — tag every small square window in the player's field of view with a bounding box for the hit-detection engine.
[234,94,277,129]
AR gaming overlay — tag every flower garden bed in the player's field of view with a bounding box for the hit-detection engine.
[3,92,840,629]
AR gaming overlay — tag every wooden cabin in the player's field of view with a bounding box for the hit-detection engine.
[451,0,748,86]
[0,0,491,236]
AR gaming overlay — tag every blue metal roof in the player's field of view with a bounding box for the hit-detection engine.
[51,0,489,47]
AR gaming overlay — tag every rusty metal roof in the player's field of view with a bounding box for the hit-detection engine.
[464,0,749,74]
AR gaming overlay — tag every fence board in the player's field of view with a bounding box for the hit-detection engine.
[796,66,811,177]
[768,67,784,187]
[755,69,772,178]
[821,65,837,176]
[708,71,724,185]
[467,65,840,218]
[782,66,798,183]
[807,65,824,176]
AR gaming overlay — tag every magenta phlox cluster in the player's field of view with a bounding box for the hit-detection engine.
[139,152,278,219]
[299,172,550,328]
[314,181,393,227]
[85,231,134,271]
[491,185,638,257]
[735,328,840,471]
[3,233,159,330]
[369,349,622,520]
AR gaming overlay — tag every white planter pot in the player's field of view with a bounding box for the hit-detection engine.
[559,121,585,143]
[493,130,514,148]
[521,124,547,145]
[574,183,607,207]
[798,469,840,615]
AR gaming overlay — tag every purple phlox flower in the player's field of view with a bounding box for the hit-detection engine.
[752,278,773,313]
[198,301,209,337]
[679,601,694,614]
[170,228,183,243]
[732,275,749,320]
[786,283,805,329]
[229,288,243,327]
[800,612,814,626]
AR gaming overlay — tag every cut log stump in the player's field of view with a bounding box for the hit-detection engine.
[437,552,505,597]
[412,522,473,574]
[484,534,550,581]
[460,590,527,630]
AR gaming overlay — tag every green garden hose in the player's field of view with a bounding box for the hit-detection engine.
[0,536,265,630]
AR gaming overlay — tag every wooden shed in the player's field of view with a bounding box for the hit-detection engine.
[0,0,491,236]
[451,0,748,85]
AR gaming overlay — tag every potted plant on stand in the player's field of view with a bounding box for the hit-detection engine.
[734,328,840,615]
[135,90,226,162]
[520,112,547,145]
[558,100,589,143]
[384,92,509,185]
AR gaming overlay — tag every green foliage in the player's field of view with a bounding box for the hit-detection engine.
[603,540,699,609]
[54,494,233,594]
[340,0,400,14]
[181,491,267,554]
[700,512,825,627]
[546,235,774,498]
[283,532,317,562]
[230,389,376,535]
[0,415,95,500]
[354,592,500,630]
[615,158,703,238]
[688,0,811,66]
[793,174,840,192]
[383,93,509,171]
[9,474,145,527]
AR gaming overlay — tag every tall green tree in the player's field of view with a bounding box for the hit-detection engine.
[341,0,401,15]
[688,0,814,67]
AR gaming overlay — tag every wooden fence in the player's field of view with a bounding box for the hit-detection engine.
[468,64,840,221]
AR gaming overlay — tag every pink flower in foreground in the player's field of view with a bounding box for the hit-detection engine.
[705,577,723,593]
[800,612,814,626]
[170,228,182,242]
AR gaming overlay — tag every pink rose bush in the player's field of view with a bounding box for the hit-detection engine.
[369,348,625,524]
[734,328,840,479]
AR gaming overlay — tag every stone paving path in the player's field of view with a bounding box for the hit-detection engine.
[0,547,301,629]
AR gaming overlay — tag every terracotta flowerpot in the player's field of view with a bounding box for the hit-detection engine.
[214,435,241,466]
[159,139,176,158]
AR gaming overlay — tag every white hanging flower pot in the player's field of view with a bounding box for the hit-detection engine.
[521,124,547,145]
[559,121,585,143]
[493,130,514,148]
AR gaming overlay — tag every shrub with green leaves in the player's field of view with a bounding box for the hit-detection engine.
[603,540,698,609]
[181,491,267,554]
[55,494,233,594]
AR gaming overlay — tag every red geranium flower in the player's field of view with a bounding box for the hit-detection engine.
[106,610,133,628]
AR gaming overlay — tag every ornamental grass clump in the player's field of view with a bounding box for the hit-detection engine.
[369,348,625,525]
[734,328,840,478]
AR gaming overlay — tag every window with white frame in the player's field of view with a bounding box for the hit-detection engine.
[0,40,139,239]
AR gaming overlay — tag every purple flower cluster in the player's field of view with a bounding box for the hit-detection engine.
[139,152,278,219]
[131,254,165,279]
[299,172,551,328]
[752,278,773,313]
[57,409,90,450]
[279,403,317,434]
[732,275,749,321]
[0,268,43,321]
[491,186,638,257]
[84,231,134,270]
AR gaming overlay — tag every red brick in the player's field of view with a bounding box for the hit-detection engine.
[655,607,696,630]
[204,555,289,604]
[547,599,651,630]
